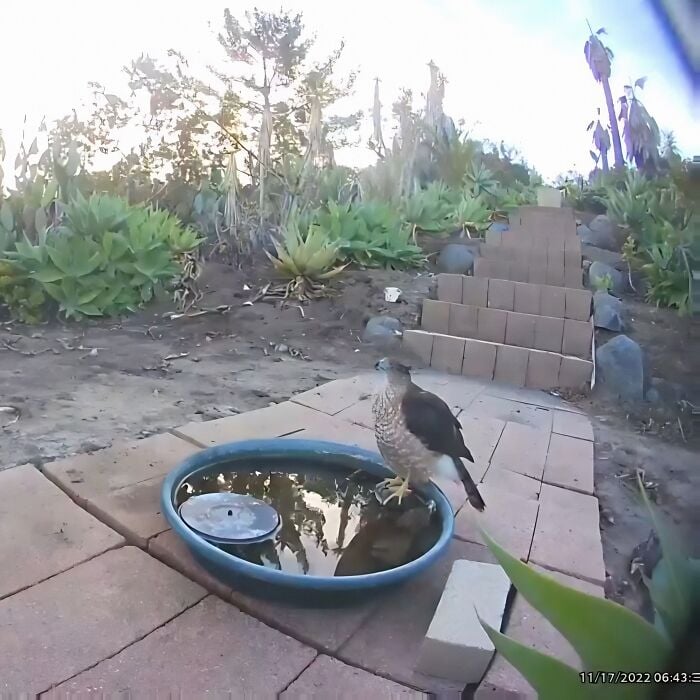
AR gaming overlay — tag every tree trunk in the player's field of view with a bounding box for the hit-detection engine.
[601,150,609,172]
[602,78,624,169]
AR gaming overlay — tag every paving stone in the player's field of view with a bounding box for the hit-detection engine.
[533,315,564,353]
[489,422,550,480]
[481,467,541,500]
[0,465,123,599]
[558,356,593,390]
[176,400,326,446]
[513,282,540,316]
[412,370,485,413]
[457,414,506,481]
[530,484,605,585]
[339,539,496,694]
[289,375,376,416]
[282,655,425,699]
[437,274,465,304]
[539,285,566,318]
[43,432,200,503]
[488,279,515,311]
[543,433,594,495]
[525,349,562,390]
[45,596,316,699]
[434,477,469,513]
[422,299,450,334]
[477,308,508,344]
[462,339,497,380]
[493,345,529,387]
[449,303,479,338]
[476,568,603,700]
[466,395,552,432]
[552,410,594,441]
[454,483,539,562]
[416,560,511,683]
[547,248,564,269]
[333,401,376,432]
[562,319,593,359]
[564,265,583,289]
[86,473,170,547]
[545,261,565,287]
[504,312,536,349]
[510,262,530,283]
[462,276,489,307]
[565,288,592,321]
[403,330,434,364]
[526,264,547,285]
[149,531,379,652]
[0,547,205,696]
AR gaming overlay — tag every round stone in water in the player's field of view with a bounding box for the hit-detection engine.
[179,492,280,544]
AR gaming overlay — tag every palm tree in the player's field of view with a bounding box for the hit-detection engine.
[584,27,625,170]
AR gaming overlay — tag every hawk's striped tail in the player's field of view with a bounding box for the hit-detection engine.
[451,456,486,511]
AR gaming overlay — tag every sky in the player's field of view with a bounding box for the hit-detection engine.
[1,0,697,184]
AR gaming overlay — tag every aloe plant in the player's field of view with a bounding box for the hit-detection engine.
[479,475,699,698]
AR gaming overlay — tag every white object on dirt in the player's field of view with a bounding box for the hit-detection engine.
[416,559,511,683]
[384,287,402,302]
[243,284,251,291]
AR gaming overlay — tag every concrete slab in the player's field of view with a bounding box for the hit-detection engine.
[339,540,497,695]
[543,433,595,495]
[481,467,541,501]
[488,422,551,481]
[335,398,375,430]
[0,464,123,599]
[530,484,605,585]
[476,568,603,699]
[416,560,511,683]
[552,410,594,441]
[149,529,381,653]
[0,547,205,696]
[44,596,316,699]
[457,414,506,481]
[282,655,426,699]
[411,369,485,413]
[290,374,377,415]
[174,401,326,446]
[454,483,539,562]
[42,432,200,503]
[465,394,553,432]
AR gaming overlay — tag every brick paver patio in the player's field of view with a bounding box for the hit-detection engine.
[0,370,602,698]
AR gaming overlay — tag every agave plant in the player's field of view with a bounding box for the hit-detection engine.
[465,162,499,198]
[267,217,347,300]
[452,194,492,237]
[479,475,700,699]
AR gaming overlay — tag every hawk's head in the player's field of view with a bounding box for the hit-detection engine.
[375,357,411,380]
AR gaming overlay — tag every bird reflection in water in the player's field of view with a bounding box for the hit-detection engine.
[177,464,440,577]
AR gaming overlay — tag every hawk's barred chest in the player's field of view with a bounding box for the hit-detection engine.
[372,381,435,482]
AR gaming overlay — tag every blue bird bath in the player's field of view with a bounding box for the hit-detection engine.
[161,439,454,604]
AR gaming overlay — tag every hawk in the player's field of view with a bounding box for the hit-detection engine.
[372,357,485,511]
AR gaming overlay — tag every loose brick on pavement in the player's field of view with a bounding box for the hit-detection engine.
[0,547,205,696]
[339,540,496,695]
[0,464,123,599]
[45,596,316,700]
[530,484,605,585]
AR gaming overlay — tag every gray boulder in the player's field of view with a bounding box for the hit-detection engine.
[489,222,509,233]
[582,244,624,270]
[595,334,647,402]
[589,261,626,295]
[437,244,475,274]
[363,315,402,348]
[593,291,625,332]
[578,218,618,251]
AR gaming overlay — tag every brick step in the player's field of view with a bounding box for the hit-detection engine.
[485,229,581,253]
[437,274,592,321]
[480,242,581,269]
[422,299,593,360]
[474,257,583,288]
[510,205,578,237]
[403,329,593,391]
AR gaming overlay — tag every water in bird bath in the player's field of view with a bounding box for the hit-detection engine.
[176,462,441,577]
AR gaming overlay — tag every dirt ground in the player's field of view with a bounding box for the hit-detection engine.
[1,253,698,617]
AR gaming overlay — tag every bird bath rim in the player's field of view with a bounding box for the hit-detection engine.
[161,438,455,594]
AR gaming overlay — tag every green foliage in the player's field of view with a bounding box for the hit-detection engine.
[592,272,614,293]
[317,200,424,269]
[479,474,699,698]
[452,194,492,236]
[400,183,456,234]
[267,215,345,281]
[1,194,201,321]
[464,162,499,198]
